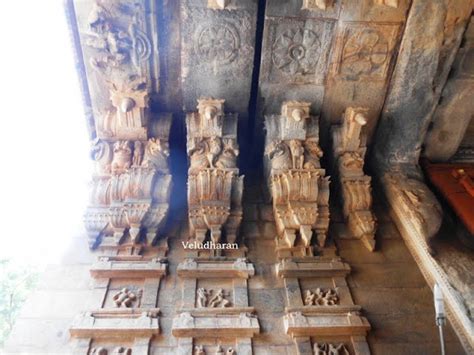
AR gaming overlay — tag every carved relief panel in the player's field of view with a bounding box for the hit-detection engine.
[264,101,330,254]
[73,0,160,139]
[332,107,377,251]
[181,0,257,114]
[186,99,244,252]
[261,18,335,85]
[173,258,259,354]
[331,22,400,82]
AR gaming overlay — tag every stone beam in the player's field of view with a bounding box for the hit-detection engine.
[424,16,474,162]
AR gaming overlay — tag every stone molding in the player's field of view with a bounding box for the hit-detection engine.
[90,256,167,278]
[177,258,255,279]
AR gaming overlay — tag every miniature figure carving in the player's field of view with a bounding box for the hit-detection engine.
[304,288,339,306]
[196,288,231,308]
[111,141,132,175]
[186,98,243,249]
[132,141,144,166]
[195,345,206,355]
[112,287,142,308]
[332,107,376,251]
[313,343,350,355]
[264,101,330,251]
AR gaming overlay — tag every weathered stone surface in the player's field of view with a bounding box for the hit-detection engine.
[424,16,474,162]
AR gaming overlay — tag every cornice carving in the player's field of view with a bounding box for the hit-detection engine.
[186,99,244,251]
[264,101,330,251]
[332,107,377,251]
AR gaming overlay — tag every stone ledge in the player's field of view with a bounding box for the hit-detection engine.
[171,312,260,338]
[284,311,370,337]
[90,256,167,278]
[69,311,160,338]
[179,307,255,316]
[276,258,351,278]
[177,258,255,279]
[285,305,362,315]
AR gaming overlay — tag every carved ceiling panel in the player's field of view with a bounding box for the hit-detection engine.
[180,0,257,116]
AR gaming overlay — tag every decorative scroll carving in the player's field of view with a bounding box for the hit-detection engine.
[332,107,376,251]
[302,0,334,10]
[265,101,330,250]
[186,99,244,250]
[303,288,339,306]
[313,343,349,355]
[85,115,173,248]
[197,288,232,308]
[113,287,143,308]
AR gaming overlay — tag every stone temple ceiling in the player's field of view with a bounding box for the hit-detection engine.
[63,1,474,352]
[66,0,473,170]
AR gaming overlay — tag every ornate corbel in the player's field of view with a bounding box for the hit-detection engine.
[186,98,244,251]
[264,101,330,253]
[332,107,377,251]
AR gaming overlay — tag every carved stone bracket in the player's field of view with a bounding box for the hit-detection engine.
[265,101,330,253]
[186,99,244,252]
[85,114,173,248]
[332,107,377,251]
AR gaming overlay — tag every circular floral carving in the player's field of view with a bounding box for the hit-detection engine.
[341,28,389,78]
[272,28,321,75]
[196,22,240,65]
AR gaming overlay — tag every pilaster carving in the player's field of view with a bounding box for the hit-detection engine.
[265,101,330,252]
[186,99,244,251]
[332,107,376,251]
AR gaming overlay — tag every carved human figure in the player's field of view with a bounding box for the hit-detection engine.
[111,141,132,175]
[303,139,323,169]
[197,287,208,308]
[112,287,141,308]
[132,141,144,166]
[226,348,236,355]
[208,289,231,308]
[215,346,225,355]
[266,140,292,170]
[215,138,238,169]
[207,137,223,168]
[142,138,169,169]
[304,288,339,306]
[289,140,305,169]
